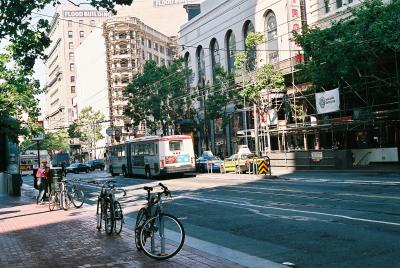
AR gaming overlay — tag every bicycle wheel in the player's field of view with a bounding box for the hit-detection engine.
[139,213,185,260]
[60,190,70,210]
[96,197,102,230]
[49,192,57,211]
[104,200,114,235]
[135,208,148,250]
[71,189,85,208]
[113,201,123,235]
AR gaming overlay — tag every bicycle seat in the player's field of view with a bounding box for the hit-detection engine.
[144,186,153,192]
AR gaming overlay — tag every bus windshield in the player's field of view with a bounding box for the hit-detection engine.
[169,140,182,151]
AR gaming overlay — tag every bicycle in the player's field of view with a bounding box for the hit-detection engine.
[48,180,69,211]
[63,178,85,209]
[91,180,126,235]
[134,183,185,260]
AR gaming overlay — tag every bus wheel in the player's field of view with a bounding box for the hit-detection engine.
[145,167,152,179]
[110,166,116,177]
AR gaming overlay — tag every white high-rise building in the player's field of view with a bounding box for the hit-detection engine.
[43,4,111,131]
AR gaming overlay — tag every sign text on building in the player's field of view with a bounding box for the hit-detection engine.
[153,0,188,7]
[63,10,111,17]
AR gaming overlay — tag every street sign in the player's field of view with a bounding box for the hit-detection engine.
[106,127,113,136]
[32,132,44,141]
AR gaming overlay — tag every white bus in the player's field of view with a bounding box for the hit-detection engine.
[106,135,195,178]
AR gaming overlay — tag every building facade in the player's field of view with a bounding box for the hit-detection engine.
[103,16,179,142]
[179,0,298,156]
[43,4,111,131]
[179,0,399,167]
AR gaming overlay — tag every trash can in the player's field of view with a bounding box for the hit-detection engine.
[10,173,21,196]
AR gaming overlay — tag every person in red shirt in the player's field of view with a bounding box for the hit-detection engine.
[36,160,50,204]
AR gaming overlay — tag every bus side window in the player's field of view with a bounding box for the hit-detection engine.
[155,144,158,154]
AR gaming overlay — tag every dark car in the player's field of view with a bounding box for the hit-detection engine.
[196,156,223,173]
[84,159,105,171]
[66,163,91,174]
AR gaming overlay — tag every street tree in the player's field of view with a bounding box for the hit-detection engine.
[293,0,400,109]
[0,0,133,140]
[20,130,69,159]
[124,59,193,135]
[199,67,238,151]
[0,53,42,142]
[76,107,105,156]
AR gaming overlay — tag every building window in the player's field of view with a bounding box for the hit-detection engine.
[131,59,136,68]
[160,46,164,54]
[80,31,84,38]
[243,20,256,71]
[71,86,76,93]
[161,58,165,66]
[68,20,72,27]
[324,0,330,13]
[348,0,353,3]
[120,59,128,68]
[155,55,159,64]
[336,0,343,9]
[184,52,193,87]
[210,38,221,79]
[148,53,153,61]
[196,46,205,85]
[121,75,129,84]
[147,39,152,48]
[69,52,74,61]
[154,43,158,51]
[119,32,127,39]
[226,30,236,73]
[69,42,73,49]
[141,37,145,46]
[70,63,75,71]
[119,44,127,54]
[68,31,73,38]
[142,50,145,59]
[71,76,75,83]
[79,20,84,27]
[90,20,95,26]
[265,12,279,64]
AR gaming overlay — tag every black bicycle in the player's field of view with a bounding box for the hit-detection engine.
[91,180,126,235]
[134,183,185,260]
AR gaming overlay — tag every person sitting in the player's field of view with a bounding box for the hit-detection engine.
[36,160,50,204]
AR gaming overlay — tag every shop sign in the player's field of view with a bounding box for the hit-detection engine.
[311,151,323,162]
[315,88,340,114]
[278,120,287,130]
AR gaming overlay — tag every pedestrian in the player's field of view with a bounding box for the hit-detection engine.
[36,160,50,205]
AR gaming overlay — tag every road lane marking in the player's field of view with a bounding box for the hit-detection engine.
[182,195,400,227]
[337,193,400,200]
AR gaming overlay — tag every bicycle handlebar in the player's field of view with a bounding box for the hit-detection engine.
[143,183,171,199]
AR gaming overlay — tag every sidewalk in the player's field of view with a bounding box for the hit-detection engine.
[0,187,246,268]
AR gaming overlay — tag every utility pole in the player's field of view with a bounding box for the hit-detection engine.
[254,103,259,155]
[92,122,97,159]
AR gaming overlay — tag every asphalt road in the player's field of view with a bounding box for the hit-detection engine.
[23,170,400,268]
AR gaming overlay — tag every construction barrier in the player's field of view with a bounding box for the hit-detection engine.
[256,157,271,175]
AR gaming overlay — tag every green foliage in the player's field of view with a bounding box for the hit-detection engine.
[20,130,69,157]
[76,107,105,149]
[124,59,193,135]
[0,0,132,139]
[205,67,238,125]
[234,32,264,71]
[0,53,41,142]
[293,0,400,92]
[234,32,285,104]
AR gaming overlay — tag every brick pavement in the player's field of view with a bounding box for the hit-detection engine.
[0,187,244,268]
